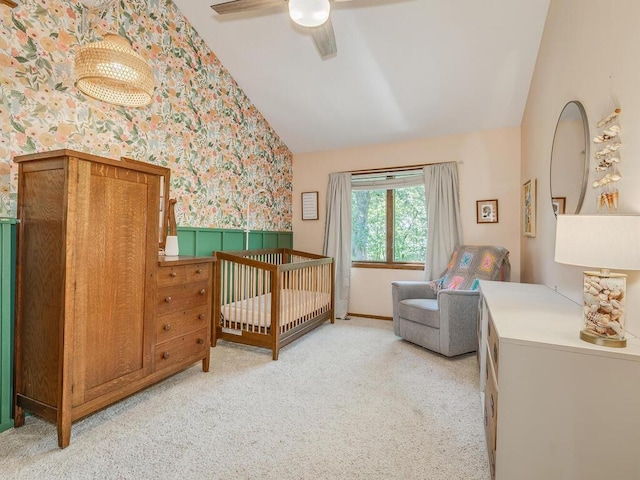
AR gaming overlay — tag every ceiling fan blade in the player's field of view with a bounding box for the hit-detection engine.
[310,18,337,58]
[211,0,285,15]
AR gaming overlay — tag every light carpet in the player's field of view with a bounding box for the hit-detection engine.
[0,317,489,479]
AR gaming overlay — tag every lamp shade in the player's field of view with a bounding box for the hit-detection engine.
[555,214,640,271]
[75,34,154,107]
[288,0,330,27]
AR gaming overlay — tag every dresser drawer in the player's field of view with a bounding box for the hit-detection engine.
[156,305,210,343]
[157,265,186,287]
[488,446,496,480]
[184,263,211,283]
[157,281,210,315]
[156,263,212,287]
[484,344,498,480]
[487,312,499,377]
[155,328,209,370]
[484,352,498,452]
[478,297,485,344]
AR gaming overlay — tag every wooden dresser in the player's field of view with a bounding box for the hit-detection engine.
[478,281,640,480]
[13,150,213,448]
[156,256,212,372]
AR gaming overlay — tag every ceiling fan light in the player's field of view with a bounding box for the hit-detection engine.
[289,0,330,28]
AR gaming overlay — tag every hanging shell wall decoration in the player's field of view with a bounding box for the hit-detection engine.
[593,108,621,211]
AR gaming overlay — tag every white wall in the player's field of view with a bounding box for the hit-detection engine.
[293,128,521,317]
[522,0,640,335]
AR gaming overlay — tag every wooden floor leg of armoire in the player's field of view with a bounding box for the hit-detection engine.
[58,419,71,449]
[13,404,25,427]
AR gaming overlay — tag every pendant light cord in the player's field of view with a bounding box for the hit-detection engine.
[81,0,119,42]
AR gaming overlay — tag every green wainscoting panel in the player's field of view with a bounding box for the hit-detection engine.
[0,218,16,433]
[224,231,245,251]
[278,233,293,249]
[176,227,293,256]
[263,232,279,249]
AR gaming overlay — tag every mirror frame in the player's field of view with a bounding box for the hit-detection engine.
[549,100,590,217]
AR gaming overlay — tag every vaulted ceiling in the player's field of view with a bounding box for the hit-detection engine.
[172,0,550,154]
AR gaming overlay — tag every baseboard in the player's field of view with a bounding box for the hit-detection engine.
[347,312,392,321]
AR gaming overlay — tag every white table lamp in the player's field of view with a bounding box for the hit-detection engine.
[555,214,640,347]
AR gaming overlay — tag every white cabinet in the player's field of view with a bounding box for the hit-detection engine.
[479,281,640,480]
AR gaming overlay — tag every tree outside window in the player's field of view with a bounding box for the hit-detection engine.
[351,184,427,266]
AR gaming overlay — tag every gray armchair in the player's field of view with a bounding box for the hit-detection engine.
[392,245,510,357]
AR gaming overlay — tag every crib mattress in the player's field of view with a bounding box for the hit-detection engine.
[221,288,331,329]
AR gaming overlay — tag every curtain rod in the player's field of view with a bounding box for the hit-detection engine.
[341,160,459,175]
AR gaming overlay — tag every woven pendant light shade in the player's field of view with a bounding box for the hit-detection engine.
[75,34,154,107]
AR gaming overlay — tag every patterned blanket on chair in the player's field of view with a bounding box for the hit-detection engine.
[430,245,510,292]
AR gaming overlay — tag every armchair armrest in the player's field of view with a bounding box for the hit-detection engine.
[391,281,438,302]
[437,289,480,301]
[437,289,481,356]
[392,281,438,336]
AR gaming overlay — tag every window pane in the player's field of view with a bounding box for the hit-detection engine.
[351,190,386,261]
[394,186,427,262]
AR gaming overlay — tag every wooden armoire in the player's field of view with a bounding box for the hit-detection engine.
[13,150,213,448]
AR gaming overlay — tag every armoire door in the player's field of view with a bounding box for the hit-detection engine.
[15,160,66,413]
[72,160,159,405]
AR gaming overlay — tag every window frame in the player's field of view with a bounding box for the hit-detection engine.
[351,185,426,270]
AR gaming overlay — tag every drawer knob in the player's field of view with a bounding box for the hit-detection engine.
[198,313,205,320]
[196,268,202,274]
[199,289,206,295]
[162,352,170,360]
[165,296,172,303]
[490,394,495,417]
[493,344,498,362]
[197,338,204,345]
[163,323,171,331]
[170,272,177,278]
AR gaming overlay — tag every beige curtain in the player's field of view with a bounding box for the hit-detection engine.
[323,172,352,319]
[423,162,463,281]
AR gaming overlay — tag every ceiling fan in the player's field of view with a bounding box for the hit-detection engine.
[210,0,349,58]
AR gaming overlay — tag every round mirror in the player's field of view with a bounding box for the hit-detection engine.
[550,100,590,216]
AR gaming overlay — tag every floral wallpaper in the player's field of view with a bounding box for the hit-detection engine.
[0,0,292,231]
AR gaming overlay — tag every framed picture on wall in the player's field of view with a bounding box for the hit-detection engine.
[523,179,537,237]
[476,199,499,223]
[551,196,566,216]
[301,191,319,220]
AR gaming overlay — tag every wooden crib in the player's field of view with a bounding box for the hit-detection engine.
[212,249,334,360]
